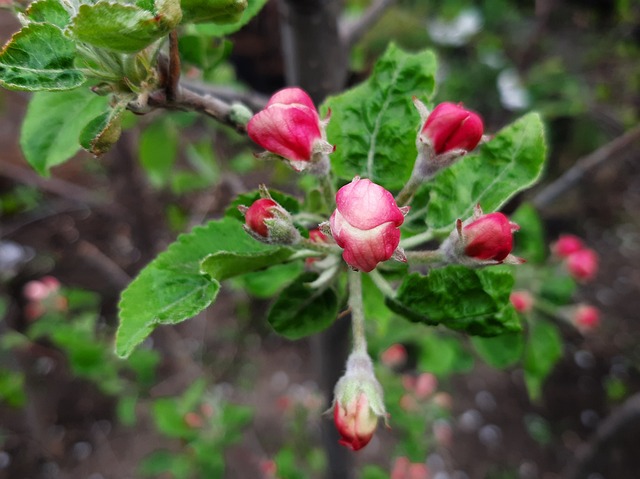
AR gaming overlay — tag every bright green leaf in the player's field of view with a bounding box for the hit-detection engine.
[422,113,546,231]
[116,218,288,357]
[200,248,294,282]
[386,266,521,336]
[24,0,71,28]
[524,318,563,400]
[539,273,576,305]
[0,23,85,91]
[418,332,474,376]
[511,203,546,264]
[268,272,339,340]
[234,261,304,298]
[322,43,437,190]
[192,0,264,34]
[67,2,177,53]
[472,332,524,368]
[20,88,109,175]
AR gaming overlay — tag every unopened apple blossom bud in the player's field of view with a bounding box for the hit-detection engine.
[184,412,203,429]
[566,248,599,282]
[440,205,524,267]
[240,198,300,245]
[572,304,600,333]
[510,290,534,313]
[381,344,408,369]
[414,372,437,400]
[391,456,430,479]
[330,177,408,272]
[247,87,334,172]
[332,351,387,451]
[551,234,584,258]
[420,102,484,155]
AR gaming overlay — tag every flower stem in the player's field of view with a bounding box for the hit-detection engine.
[405,249,444,265]
[298,238,343,255]
[399,229,435,250]
[315,157,337,213]
[348,269,367,354]
[395,151,437,206]
[368,269,396,298]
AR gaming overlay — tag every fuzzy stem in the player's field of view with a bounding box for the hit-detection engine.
[298,237,343,255]
[399,229,435,250]
[316,160,337,213]
[368,269,396,298]
[395,150,437,206]
[405,249,444,265]
[348,269,367,354]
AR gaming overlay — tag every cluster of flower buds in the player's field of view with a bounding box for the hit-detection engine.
[391,456,430,479]
[247,88,334,173]
[551,234,599,282]
[328,177,409,272]
[332,351,387,451]
[440,204,524,267]
[22,276,67,321]
[239,188,301,246]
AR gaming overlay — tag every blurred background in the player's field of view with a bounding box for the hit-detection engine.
[1,0,640,478]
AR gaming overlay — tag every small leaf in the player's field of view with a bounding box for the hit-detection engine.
[192,0,264,33]
[422,113,546,231]
[386,266,521,336]
[268,272,339,340]
[0,23,85,91]
[67,2,177,53]
[472,332,524,368]
[524,318,563,400]
[200,248,295,281]
[79,101,127,156]
[234,261,304,298]
[322,43,437,190]
[24,0,72,28]
[116,218,287,357]
[20,88,109,175]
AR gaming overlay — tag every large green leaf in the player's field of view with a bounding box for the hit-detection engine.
[24,0,72,28]
[234,261,304,299]
[322,44,437,191]
[524,318,563,400]
[67,1,179,53]
[200,249,294,281]
[267,272,339,340]
[472,332,524,368]
[20,89,109,175]
[192,0,264,34]
[0,23,85,91]
[418,332,474,376]
[386,266,521,336]
[116,218,291,357]
[421,113,546,231]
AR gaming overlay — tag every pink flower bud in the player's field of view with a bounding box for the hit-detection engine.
[420,102,484,155]
[332,351,387,451]
[184,412,203,429]
[463,212,518,261]
[414,373,437,400]
[566,248,598,282]
[391,457,430,479]
[510,290,534,313]
[23,280,50,302]
[330,177,407,272]
[244,198,278,237]
[551,234,584,258]
[247,88,333,171]
[572,304,600,332]
[381,344,408,369]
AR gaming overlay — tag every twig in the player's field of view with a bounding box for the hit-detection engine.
[564,393,640,479]
[166,30,181,102]
[180,81,269,112]
[77,240,131,291]
[340,0,398,48]
[532,125,640,210]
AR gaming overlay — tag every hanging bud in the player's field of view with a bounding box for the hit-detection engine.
[239,195,300,245]
[510,290,534,313]
[329,177,408,272]
[440,205,524,267]
[247,87,334,172]
[565,248,599,282]
[332,351,387,451]
[551,234,584,258]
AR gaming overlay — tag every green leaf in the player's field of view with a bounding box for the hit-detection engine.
[386,266,521,336]
[20,89,109,175]
[200,248,294,281]
[0,369,26,408]
[511,203,546,264]
[192,0,264,34]
[539,273,576,305]
[24,0,72,28]
[524,318,563,400]
[0,23,85,91]
[117,395,138,427]
[423,113,546,230]
[79,101,127,156]
[322,43,437,190]
[267,272,339,340]
[418,332,474,376]
[234,261,304,298]
[116,218,287,357]
[139,119,179,187]
[471,332,524,368]
[67,2,177,53]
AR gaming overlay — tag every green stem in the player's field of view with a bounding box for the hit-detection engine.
[368,269,395,298]
[405,249,443,264]
[395,150,437,206]
[400,229,435,250]
[298,237,343,255]
[348,269,367,354]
